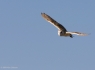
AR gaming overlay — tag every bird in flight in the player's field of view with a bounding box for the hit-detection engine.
[41,13,88,38]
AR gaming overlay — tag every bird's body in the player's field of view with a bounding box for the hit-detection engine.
[41,13,88,38]
[58,30,73,38]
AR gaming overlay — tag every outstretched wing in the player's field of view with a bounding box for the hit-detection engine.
[66,32,89,36]
[41,13,67,32]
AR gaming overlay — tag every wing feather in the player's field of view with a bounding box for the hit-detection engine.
[66,32,89,36]
[41,13,67,32]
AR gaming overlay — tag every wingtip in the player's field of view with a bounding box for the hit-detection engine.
[41,13,46,17]
[41,12,43,14]
[41,12,45,15]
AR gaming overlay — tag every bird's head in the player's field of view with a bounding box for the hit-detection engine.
[58,30,64,36]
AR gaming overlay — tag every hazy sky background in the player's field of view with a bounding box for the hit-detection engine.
[0,0,95,70]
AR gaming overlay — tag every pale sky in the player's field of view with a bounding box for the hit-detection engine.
[0,0,95,70]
